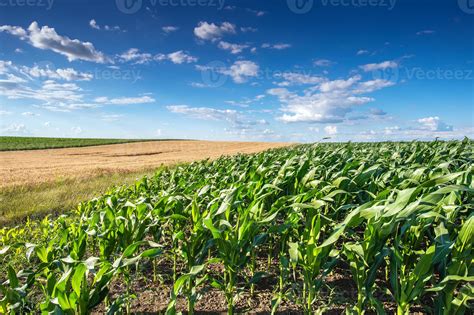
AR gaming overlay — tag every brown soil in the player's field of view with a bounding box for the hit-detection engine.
[0,141,291,188]
[91,257,430,314]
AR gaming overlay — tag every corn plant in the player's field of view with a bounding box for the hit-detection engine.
[0,140,472,314]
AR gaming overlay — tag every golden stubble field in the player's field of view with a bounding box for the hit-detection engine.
[0,140,291,188]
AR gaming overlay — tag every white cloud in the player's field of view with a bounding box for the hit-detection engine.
[241,26,257,33]
[0,25,27,38]
[268,74,395,124]
[167,104,268,137]
[44,121,51,127]
[275,72,324,86]
[189,82,210,88]
[118,48,153,64]
[324,125,338,135]
[0,110,12,115]
[261,43,291,50]
[384,126,400,135]
[417,116,453,132]
[71,126,82,134]
[370,108,387,116]
[23,65,93,81]
[0,78,86,109]
[218,41,249,54]
[0,22,109,63]
[21,111,39,116]
[353,79,395,94]
[198,60,260,84]
[89,19,100,30]
[223,60,259,83]
[1,123,29,135]
[1,60,92,82]
[416,30,435,36]
[94,95,155,105]
[162,26,179,33]
[357,49,370,55]
[247,9,266,16]
[119,49,197,64]
[225,95,266,108]
[319,75,361,93]
[360,61,398,72]
[166,51,197,64]
[89,19,122,32]
[194,21,236,41]
[101,114,123,122]
[167,105,239,122]
[313,59,335,67]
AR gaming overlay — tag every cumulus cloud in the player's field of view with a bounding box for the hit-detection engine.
[223,60,259,83]
[89,19,123,32]
[0,25,28,38]
[360,61,398,72]
[319,75,361,93]
[417,116,453,131]
[167,104,271,138]
[165,51,198,64]
[194,21,236,41]
[0,60,94,84]
[21,64,93,81]
[1,123,29,135]
[197,60,259,84]
[89,19,100,30]
[324,125,338,135]
[274,72,324,86]
[0,77,86,108]
[218,41,250,54]
[268,74,395,123]
[118,48,153,64]
[0,22,109,63]
[119,49,197,64]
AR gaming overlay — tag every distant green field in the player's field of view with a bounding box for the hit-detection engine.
[0,137,170,151]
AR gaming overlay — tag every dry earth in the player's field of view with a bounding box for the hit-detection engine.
[0,141,291,188]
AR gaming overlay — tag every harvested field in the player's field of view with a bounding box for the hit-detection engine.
[0,140,291,188]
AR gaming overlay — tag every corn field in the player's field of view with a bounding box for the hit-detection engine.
[1,140,473,314]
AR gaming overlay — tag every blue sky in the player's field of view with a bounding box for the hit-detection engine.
[0,0,473,142]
